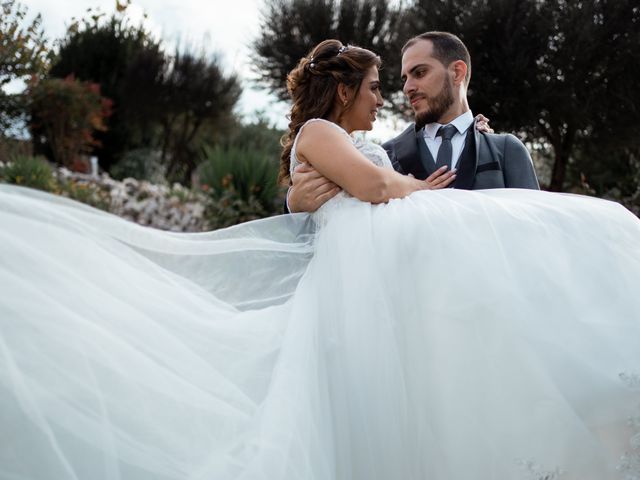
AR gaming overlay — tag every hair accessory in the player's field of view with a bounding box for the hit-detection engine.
[337,45,349,55]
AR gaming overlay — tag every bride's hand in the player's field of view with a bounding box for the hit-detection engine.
[422,166,457,189]
[475,114,494,133]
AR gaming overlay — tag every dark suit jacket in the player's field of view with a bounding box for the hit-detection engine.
[381,119,540,190]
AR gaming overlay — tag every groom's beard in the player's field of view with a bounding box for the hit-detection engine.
[414,78,454,130]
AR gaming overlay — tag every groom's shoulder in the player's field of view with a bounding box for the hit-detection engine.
[478,131,527,150]
[478,131,531,161]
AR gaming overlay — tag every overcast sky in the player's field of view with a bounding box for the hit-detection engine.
[20,0,402,139]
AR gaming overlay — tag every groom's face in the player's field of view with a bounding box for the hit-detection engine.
[401,40,455,128]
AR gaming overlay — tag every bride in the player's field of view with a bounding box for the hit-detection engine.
[1,39,640,480]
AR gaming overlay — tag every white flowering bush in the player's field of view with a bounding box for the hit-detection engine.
[1,159,212,232]
[56,168,211,232]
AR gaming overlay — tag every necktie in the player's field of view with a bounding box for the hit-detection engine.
[435,124,458,170]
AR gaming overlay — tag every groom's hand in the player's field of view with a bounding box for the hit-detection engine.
[288,163,341,213]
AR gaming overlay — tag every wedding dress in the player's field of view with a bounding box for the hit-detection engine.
[1,118,640,480]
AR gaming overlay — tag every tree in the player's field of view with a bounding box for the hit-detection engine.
[49,10,165,171]
[49,7,243,184]
[158,48,242,184]
[0,0,49,132]
[29,76,111,169]
[252,0,405,106]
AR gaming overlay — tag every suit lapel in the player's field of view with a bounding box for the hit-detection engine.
[393,126,430,180]
[474,119,483,169]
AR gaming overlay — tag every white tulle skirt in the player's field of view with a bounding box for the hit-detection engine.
[1,184,640,480]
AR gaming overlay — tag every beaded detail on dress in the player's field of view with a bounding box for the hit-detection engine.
[351,134,393,169]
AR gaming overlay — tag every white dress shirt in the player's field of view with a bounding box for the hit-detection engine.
[423,111,474,169]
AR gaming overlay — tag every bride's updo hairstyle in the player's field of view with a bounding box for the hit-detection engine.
[279,39,381,184]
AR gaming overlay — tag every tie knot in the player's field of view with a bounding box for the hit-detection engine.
[437,124,457,141]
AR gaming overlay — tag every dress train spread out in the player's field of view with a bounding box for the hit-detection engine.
[2,182,640,480]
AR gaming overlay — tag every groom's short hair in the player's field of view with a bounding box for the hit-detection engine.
[402,31,471,85]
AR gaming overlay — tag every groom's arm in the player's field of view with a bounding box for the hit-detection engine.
[286,163,341,213]
[502,135,540,190]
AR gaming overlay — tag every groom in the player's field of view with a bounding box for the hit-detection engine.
[287,31,539,212]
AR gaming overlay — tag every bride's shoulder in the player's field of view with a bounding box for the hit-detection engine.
[295,119,351,149]
[299,118,350,136]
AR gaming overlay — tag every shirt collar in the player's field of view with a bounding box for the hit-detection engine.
[423,110,474,139]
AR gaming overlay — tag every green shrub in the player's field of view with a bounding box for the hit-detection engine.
[203,190,270,230]
[197,145,282,215]
[55,179,111,211]
[1,155,54,191]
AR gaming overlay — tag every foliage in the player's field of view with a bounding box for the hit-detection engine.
[198,144,282,215]
[29,76,112,169]
[0,0,49,131]
[196,117,286,227]
[252,0,405,105]
[0,135,32,162]
[252,0,640,193]
[204,190,271,229]
[222,114,285,159]
[0,154,110,210]
[53,177,111,211]
[159,48,242,184]
[570,144,640,198]
[49,8,243,183]
[0,0,48,85]
[0,148,279,230]
[49,11,164,171]
[0,155,54,191]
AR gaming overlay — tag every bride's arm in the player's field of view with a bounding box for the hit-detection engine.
[296,121,455,204]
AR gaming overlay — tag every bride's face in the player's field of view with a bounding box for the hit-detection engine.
[344,66,384,132]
